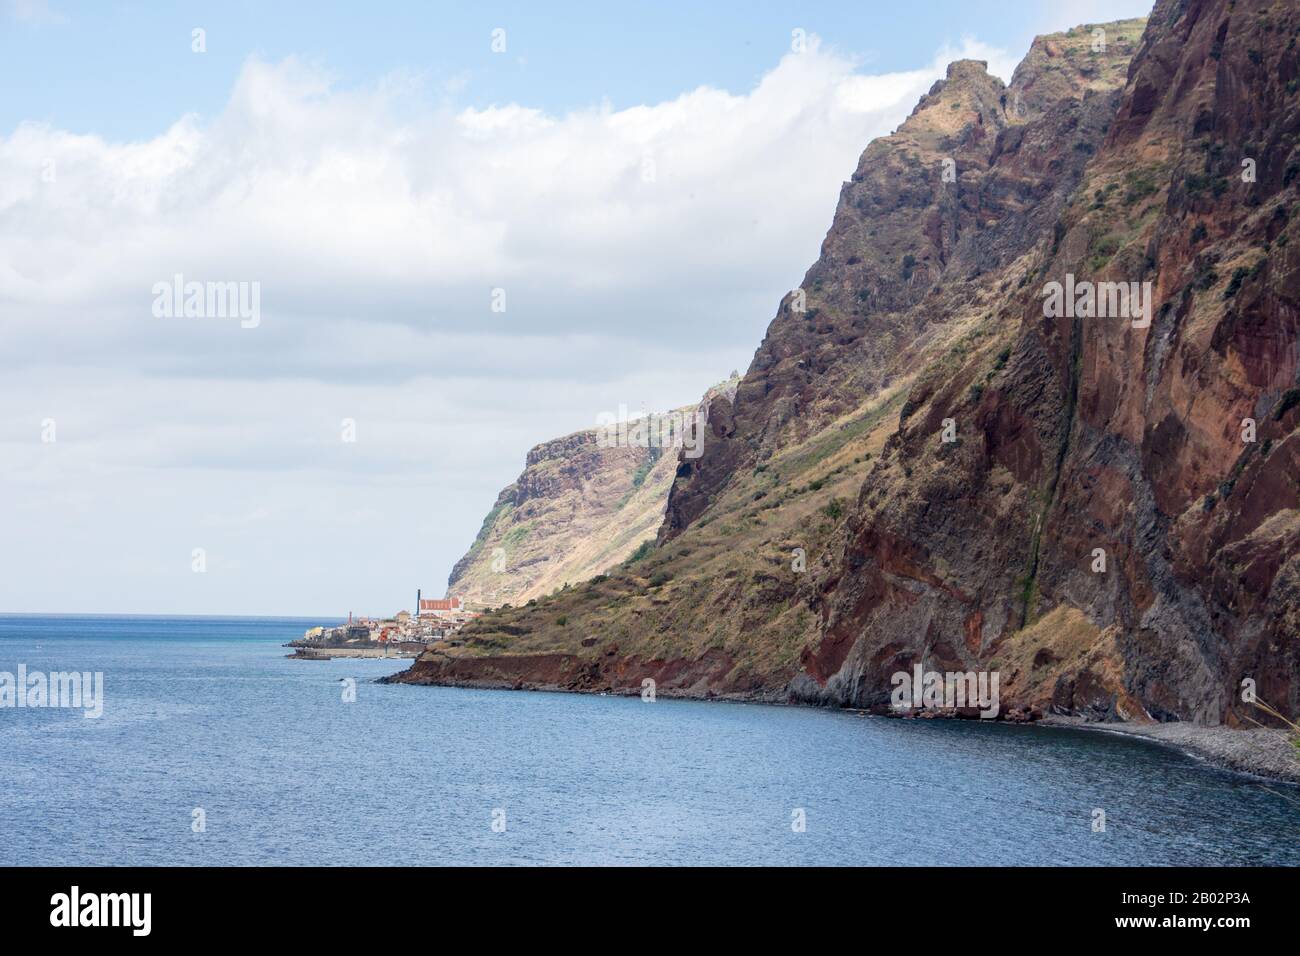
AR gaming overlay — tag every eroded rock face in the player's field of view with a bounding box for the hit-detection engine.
[447,378,738,607]
[661,31,1142,543]
[445,423,682,607]
[804,0,1300,724]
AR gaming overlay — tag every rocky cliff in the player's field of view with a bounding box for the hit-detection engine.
[446,380,737,607]
[799,0,1300,726]
[395,3,1300,731]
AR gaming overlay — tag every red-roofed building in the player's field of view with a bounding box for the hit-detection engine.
[417,595,463,618]
[420,597,460,612]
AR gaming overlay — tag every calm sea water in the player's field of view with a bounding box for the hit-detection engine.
[1,613,1297,866]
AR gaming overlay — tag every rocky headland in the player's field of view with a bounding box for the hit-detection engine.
[386,1,1300,782]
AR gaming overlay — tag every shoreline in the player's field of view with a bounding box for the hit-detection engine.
[1041,715,1300,786]
[382,664,1300,785]
[286,643,420,661]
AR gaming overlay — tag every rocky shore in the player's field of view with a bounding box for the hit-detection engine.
[286,643,422,661]
[383,652,1300,784]
[377,648,785,702]
[1044,716,1300,786]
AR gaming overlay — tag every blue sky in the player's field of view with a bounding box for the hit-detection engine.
[4,0,1149,139]
[1,0,1152,615]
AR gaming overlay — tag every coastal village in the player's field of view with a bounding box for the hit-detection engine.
[288,592,481,660]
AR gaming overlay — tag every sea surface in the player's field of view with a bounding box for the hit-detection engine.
[1,613,1297,866]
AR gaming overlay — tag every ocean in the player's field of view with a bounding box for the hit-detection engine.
[1,613,1297,866]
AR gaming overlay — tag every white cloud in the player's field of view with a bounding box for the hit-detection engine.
[6,0,67,25]
[0,37,1011,613]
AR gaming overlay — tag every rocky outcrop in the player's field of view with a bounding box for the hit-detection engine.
[447,378,738,606]
[384,644,776,700]
[445,425,679,607]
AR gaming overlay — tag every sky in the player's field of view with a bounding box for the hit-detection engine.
[0,0,1152,616]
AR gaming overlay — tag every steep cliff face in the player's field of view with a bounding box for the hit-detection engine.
[397,5,1300,728]
[445,428,675,607]
[661,26,1142,541]
[446,380,737,607]
[803,0,1300,724]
